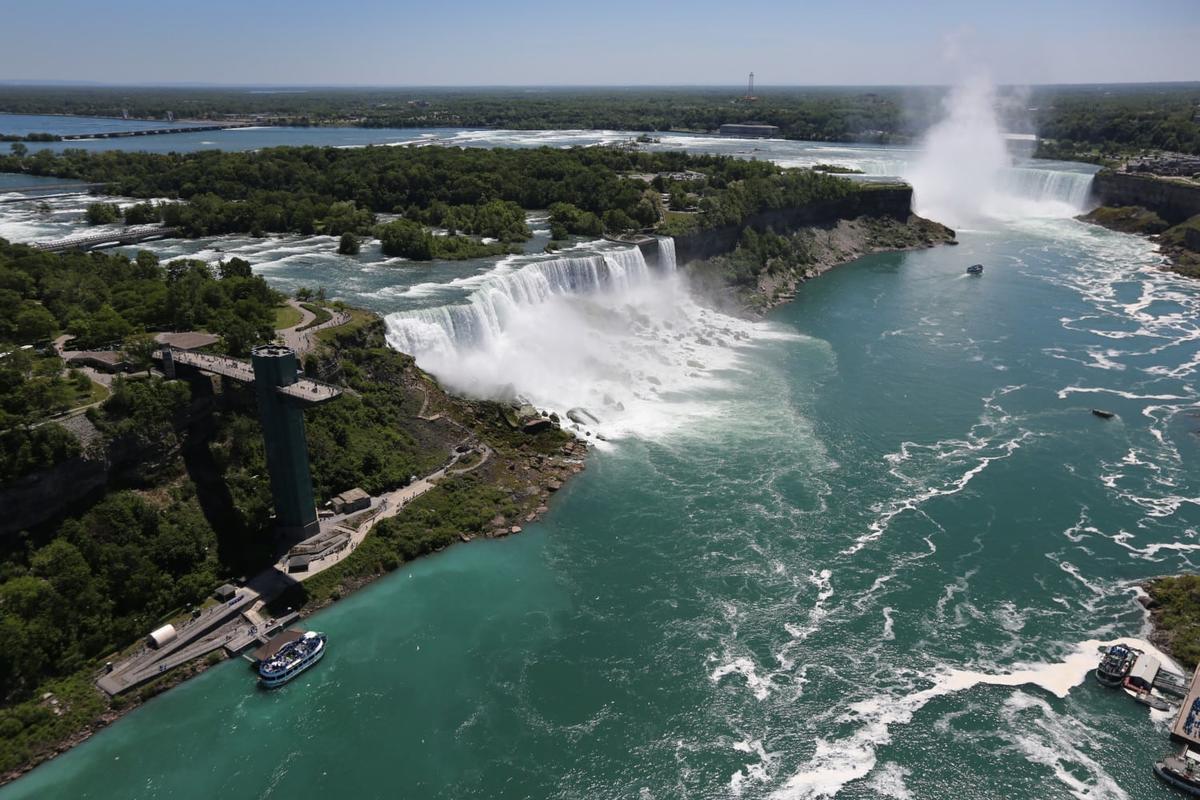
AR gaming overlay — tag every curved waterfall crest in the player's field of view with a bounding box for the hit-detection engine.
[386,243,669,358]
[1002,166,1096,210]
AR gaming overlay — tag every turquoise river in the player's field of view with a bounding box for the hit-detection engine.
[1,122,1198,799]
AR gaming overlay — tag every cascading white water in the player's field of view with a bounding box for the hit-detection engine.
[905,77,1095,225]
[998,166,1097,213]
[387,247,653,359]
[385,240,780,440]
[657,236,677,272]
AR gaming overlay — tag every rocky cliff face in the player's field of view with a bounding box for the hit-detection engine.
[673,184,914,263]
[1091,171,1200,226]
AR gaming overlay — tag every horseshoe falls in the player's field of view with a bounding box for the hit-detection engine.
[5,139,1200,800]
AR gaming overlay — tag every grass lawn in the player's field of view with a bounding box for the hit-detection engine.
[297,303,334,331]
[81,379,109,406]
[315,307,374,344]
[273,304,304,330]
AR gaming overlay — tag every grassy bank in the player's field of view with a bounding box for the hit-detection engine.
[1144,576,1200,668]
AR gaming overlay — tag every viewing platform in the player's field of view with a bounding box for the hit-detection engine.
[30,224,179,253]
[154,346,343,407]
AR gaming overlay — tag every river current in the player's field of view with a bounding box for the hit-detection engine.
[1,128,1198,799]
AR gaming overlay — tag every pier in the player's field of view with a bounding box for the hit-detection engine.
[30,224,180,253]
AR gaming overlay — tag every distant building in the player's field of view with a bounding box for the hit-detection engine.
[65,350,129,373]
[719,122,780,139]
[331,488,370,514]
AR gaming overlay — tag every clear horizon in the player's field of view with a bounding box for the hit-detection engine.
[1,0,1197,86]
[2,80,1200,90]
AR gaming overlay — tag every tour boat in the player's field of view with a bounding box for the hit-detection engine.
[966,264,984,275]
[258,631,326,688]
[1156,747,1200,796]
[1095,643,1139,687]
[1092,409,1116,419]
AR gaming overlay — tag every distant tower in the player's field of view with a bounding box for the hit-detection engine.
[166,110,175,123]
[251,344,320,538]
[743,72,757,103]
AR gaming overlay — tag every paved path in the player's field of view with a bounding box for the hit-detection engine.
[275,300,352,356]
[270,444,490,581]
[276,299,316,353]
[97,590,257,694]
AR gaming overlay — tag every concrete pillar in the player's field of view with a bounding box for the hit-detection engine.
[160,347,175,379]
[250,344,319,539]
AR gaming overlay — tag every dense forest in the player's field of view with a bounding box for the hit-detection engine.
[1,84,1197,153]
[0,144,860,249]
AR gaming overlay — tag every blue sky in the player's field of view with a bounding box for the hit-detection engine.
[1,0,1197,85]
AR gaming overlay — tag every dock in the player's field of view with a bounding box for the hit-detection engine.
[1173,669,1200,744]
[246,629,307,664]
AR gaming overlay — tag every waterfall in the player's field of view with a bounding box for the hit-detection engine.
[1000,166,1095,212]
[657,236,678,272]
[386,246,656,359]
[381,235,767,440]
[905,77,1099,224]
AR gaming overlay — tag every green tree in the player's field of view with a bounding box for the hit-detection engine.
[378,219,434,260]
[122,333,159,375]
[338,232,360,255]
[14,303,57,343]
[122,202,161,226]
[84,203,121,226]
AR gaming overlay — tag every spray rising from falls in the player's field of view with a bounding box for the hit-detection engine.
[386,238,785,441]
[905,78,1095,225]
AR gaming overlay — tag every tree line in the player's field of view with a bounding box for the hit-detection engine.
[1,144,864,253]
[2,85,1195,152]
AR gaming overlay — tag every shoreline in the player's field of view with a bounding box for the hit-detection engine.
[0,308,590,788]
[683,212,956,317]
[1,437,586,787]
[1139,575,1200,671]
[1078,206,1200,279]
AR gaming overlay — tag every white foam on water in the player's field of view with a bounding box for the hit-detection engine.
[769,638,1166,800]
[1056,386,1189,401]
[777,569,836,669]
[881,607,896,641]
[1001,692,1129,800]
[865,762,913,800]
[729,738,774,796]
[847,385,1031,555]
[711,657,772,702]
